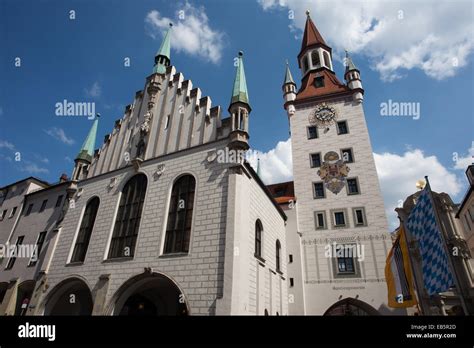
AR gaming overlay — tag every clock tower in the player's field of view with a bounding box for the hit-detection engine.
[283,11,396,315]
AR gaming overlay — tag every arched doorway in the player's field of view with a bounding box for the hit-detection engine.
[15,280,35,316]
[111,272,188,316]
[324,298,380,316]
[44,278,93,315]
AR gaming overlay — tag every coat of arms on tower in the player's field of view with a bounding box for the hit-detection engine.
[317,151,350,194]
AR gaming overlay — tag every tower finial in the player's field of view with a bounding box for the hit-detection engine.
[306,9,310,17]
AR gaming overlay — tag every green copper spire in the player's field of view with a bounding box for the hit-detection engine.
[230,51,250,107]
[153,23,172,74]
[345,50,358,73]
[283,60,295,85]
[76,115,99,163]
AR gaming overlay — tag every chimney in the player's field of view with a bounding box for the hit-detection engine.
[59,173,69,183]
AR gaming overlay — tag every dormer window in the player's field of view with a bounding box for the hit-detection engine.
[314,76,325,88]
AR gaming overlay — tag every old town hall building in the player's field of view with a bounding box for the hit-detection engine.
[0,13,397,316]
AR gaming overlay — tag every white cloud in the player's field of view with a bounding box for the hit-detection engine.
[248,138,293,184]
[374,149,462,230]
[34,154,49,164]
[21,162,49,175]
[84,81,101,98]
[0,140,15,151]
[44,127,75,145]
[258,0,474,81]
[453,144,474,170]
[145,2,225,64]
[65,156,73,163]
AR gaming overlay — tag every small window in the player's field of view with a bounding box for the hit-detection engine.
[341,148,354,163]
[289,254,293,263]
[9,207,17,218]
[313,182,325,199]
[314,211,327,230]
[337,255,355,274]
[347,178,360,195]
[289,278,294,287]
[337,121,348,135]
[255,220,263,259]
[0,209,6,220]
[39,200,48,212]
[276,240,281,273]
[314,76,325,88]
[28,231,47,266]
[55,195,63,208]
[332,210,347,228]
[307,126,318,139]
[323,51,331,68]
[310,153,321,168]
[302,55,309,72]
[164,115,170,130]
[5,236,24,269]
[25,204,33,216]
[353,207,367,226]
[464,214,471,231]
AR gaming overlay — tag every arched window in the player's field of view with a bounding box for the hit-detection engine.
[323,51,331,69]
[276,240,281,272]
[302,55,309,72]
[255,220,263,258]
[109,174,147,259]
[164,175,196,254]
[71,197,100,263]
[311,50,320,67]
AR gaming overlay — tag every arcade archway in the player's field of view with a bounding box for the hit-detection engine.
[324,298,380,316]
[44,278,93,315]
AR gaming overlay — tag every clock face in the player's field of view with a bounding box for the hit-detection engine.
[308,103,338,128]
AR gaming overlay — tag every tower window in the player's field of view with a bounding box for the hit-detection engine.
[353,207,367,226]
[332,210,347,227]
[341,148,354,163]
[314,211,327,230]
[289,254,293,263]
[164,175,196,254]
[311,51,321,67]
[109,174,147,259]
[289,278,294,287]
[337,253,355,274]
[310,153,321,168]
[164,115,170,130]
[313,182,325,199]
[323,51,331,69]
[307,126,318,139]
[337,121,348,135]
[302,55,309,72]
[347,178,360,195]
[0,209,6,220]
[314,76,325,88]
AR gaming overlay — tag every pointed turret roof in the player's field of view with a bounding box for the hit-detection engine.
[344,50,358,73]
[283,60,295,85]
[153,23,172,74]
[76,116,99,163]
[156,23,172,60]
[229,51,250,108]
[300,10,329,54]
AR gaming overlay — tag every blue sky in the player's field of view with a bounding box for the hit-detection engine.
[1,0,473,227]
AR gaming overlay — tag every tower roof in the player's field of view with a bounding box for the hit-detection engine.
[76,116,99,163]
[283,60,295,85]
[345,50,358,73]
[300,10,329,54]
[156,23,172,60]
[229,51,250,108]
